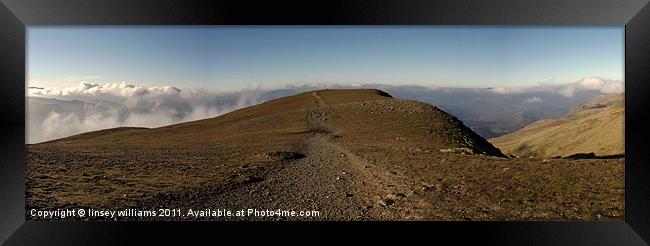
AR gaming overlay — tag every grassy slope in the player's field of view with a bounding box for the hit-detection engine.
[489,94,624,158]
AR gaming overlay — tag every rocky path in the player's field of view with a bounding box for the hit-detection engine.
[169,92,416,220]
[303,92,427,220]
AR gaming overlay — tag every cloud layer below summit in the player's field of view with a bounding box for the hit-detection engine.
[27,77,623,143]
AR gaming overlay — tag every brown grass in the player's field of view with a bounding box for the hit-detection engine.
[490,94,624,158]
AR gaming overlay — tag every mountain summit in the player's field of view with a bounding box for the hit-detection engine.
[43,89,506,157]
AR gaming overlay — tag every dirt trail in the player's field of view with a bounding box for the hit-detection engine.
[171,92,416,220]
[304,92,428,219]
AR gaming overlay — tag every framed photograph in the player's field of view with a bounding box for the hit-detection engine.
[1,0,649,245]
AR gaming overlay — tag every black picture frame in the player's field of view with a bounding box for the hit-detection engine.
[1,0,649,245]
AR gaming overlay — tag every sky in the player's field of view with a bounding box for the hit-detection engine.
[28,26,624,91]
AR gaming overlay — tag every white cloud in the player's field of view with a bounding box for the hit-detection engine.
[488,87,510,94]
[559,76,623,97]
[525,96,542,103]
[27,77,625,143]
[483,77,623,97]
[31,110,120,143]
[27,82,279,143]
[483,85,542,95]
[29,81,178,98]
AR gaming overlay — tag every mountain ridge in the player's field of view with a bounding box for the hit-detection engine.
[40,89,506,158]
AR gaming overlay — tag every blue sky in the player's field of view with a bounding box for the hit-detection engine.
[28,26,624,91]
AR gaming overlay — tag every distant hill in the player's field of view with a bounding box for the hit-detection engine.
[489,94,624,158]
[371,84,606,139]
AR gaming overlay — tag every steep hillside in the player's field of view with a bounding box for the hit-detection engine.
[489,94,624,158]
[26,89,623,221]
